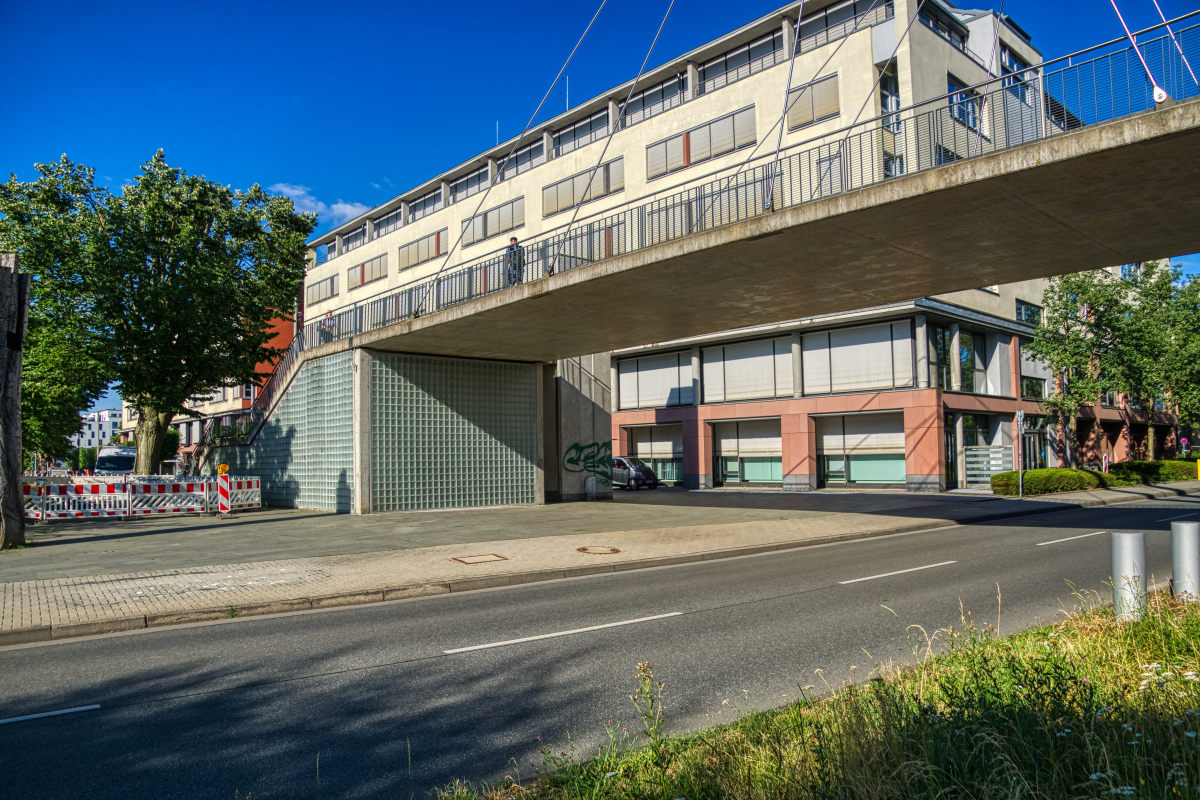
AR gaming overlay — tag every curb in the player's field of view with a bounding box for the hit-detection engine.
[3,483,1196,647]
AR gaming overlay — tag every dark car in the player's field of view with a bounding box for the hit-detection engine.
[611,457,660,490]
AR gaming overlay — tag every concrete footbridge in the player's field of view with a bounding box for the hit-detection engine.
[203,11,1200,513]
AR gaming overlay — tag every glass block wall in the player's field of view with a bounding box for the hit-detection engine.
[209,352,353,512]
[371,353,536,511]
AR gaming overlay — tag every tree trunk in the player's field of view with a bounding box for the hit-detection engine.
[133,408,173,475]
[1148,423,1158,461]
[1,254,30,548]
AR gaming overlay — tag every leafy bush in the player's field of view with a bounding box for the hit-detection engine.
[991,468,1100,495]
[992,460,1195,495]
[1110,459,1197,483]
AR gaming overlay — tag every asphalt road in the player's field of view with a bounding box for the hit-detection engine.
[1,496,1194,799]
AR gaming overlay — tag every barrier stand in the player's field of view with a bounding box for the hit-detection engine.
[1172,520,1200,602]
[216,464,233,517]
[1111,531,1147,621]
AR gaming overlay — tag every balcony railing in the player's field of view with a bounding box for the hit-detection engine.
[241,17,1198,444]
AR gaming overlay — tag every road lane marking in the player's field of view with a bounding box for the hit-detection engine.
[838,561,957,585]
[0,705,100,725]
[1156,513,1199,522]
[443,613,682,654]
[1036,531,1107,546]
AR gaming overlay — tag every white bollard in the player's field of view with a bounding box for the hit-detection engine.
[1111,531,1147,621]
[1172,520,1200,602]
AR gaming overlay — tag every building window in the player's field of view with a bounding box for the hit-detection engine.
[1101,389,1118,407]
[1121,263,1141,280]
[959,331,987,394]
[1022,376,1046,399]
[787,74,840,130]
[373,207,405,239]
[621,75,687,128]
[543,158,624,217]
[618,352,694,408]
[498,140,545,182]
[448,165,490,206]
[553,109,609,157]
[948,74,980,130]
[1016,300,1042,325]
[880,67,901,131]
[932,325,953,388]
[347,253,387,290]
[316,242,336,265]
[306,274,338,307]
[962,414,990,447]
[1000,44,1032,102]
[800,322,913,395]
[884,155,905,178]
[647,107,755,180]
[409,189,442,223]
[698,30,784,95]
[398,229,446,271]
[920,7,967,51]
[341,227,366,254]
[462,197,525,247]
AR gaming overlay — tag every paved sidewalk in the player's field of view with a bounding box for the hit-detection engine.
[2,482,1196,643]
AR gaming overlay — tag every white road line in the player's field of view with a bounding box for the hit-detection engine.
[444,613,682,654]
[0,705,100,725]
[1156,512,1199,522]
[1036,531,1107,546]
[838,561,957,585]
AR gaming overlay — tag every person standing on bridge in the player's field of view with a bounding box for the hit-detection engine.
[505,237,524,287]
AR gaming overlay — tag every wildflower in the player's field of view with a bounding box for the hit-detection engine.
[1110,787,1136,796]
[1081,678,1091,684]
[1090,773,1108,780]
[1187,732,1197,738]
[1163,672,1174,677]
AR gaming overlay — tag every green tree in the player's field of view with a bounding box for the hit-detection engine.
[160,428,179,463]
[1108,261,1176,460]
[1026,270,1125,467]
[0,153,315,474]
[1163,273,1200,444]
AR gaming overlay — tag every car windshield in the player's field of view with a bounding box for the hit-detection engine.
[95,455,135,471]
[625,458,646,467]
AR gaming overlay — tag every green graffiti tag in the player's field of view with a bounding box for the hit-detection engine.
[562,440,613,486]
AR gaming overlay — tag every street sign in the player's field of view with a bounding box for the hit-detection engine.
[1016,409,1025,430]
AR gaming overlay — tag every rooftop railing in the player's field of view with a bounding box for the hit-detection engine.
[242,16,1199,443]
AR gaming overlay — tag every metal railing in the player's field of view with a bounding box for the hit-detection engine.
[243,17,1199,443]
[965,446,1014,487]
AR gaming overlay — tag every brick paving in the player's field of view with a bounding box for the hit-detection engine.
[2,483,1196,637]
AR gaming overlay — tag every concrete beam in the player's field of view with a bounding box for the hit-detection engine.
[337,101,1200,363]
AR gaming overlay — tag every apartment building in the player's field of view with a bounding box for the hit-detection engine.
[302,0,1041,322]
[610,273,1180,492]
[70,409,121,450]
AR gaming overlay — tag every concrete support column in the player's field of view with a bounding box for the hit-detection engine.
[334,234,343,259]
[692,417,713,489]
[365,217,375,241]
[915,314,929,389]
[782,413,817,491]
[782,16,796,59]
[543,130,554,159]
[954,411,966,489]
[351,348,372,515]
[791,332,802,397]
[610,358,620,413]
[440,180,451,205]
[535,364,547,505]
[487,158,499,184]
[609,99,620,130]
[949,322,962,391]
[400,200,410,225]
[690,346,701,405]
[905,399,945,492]
[537,362,559,504]
[686,62,700,100]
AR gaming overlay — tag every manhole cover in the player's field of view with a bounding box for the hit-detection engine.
[452,554,508,564]
[577,546,621,555]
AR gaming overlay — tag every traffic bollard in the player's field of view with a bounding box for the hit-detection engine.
[1172,520,1200,602]
[1111,531,1146,621]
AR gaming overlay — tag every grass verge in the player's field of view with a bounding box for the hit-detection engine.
[440,591,1200,799]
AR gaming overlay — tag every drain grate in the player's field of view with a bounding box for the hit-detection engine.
[452,554,509,565]
[577,546,621,555]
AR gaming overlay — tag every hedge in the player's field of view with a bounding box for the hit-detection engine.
[991,460,1196,496]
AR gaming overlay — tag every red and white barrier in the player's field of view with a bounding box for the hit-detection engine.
[128,481,211,515]
[34,482,129,519]
[22,476,262,521]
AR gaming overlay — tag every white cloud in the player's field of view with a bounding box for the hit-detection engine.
[370,182,381,189]
[268,183,369,226]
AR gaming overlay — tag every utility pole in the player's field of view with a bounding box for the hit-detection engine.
[0,253,31,548]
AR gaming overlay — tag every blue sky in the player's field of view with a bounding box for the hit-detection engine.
[0,0,1196,411]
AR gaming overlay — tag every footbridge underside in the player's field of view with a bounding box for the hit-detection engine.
[348,100,1200,364]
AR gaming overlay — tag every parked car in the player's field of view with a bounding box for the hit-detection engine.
[611,457,660,490]
[95,446,137,475]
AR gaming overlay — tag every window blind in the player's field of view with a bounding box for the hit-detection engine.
[631,424,683,458]
[618,360,639,409]
[829,324,894,392]
[702,347,726,403]
[802,333,832,394]
[842,413,905,454]
[736,418,782,456]
[723,339,776,401]
[637,353,682,408]
[891,323,914,387]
